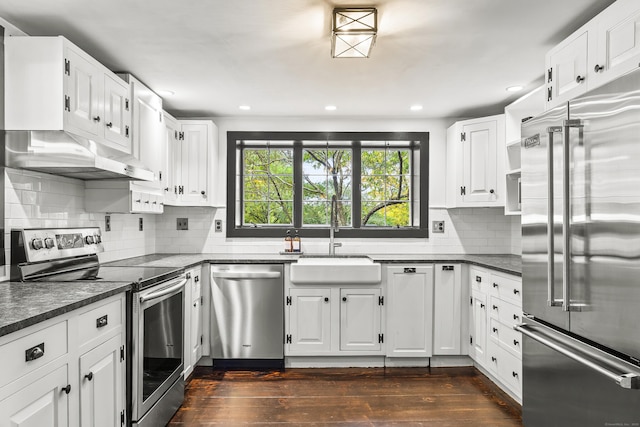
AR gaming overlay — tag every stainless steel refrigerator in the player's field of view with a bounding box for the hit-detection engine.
[519,68,640,426]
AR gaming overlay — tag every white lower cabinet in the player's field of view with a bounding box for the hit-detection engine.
[0,294,126,427]
[0,364,70,427]
[467,266,523,402]
[183,265,203,378]
[385,265,434,358]
[285,285,383,356]
[433,264,462,355]
[79,335,123,427]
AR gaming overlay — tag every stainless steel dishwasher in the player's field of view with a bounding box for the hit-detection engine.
[210,264,284,369]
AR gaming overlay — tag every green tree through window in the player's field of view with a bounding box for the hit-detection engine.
[228,132,428,238]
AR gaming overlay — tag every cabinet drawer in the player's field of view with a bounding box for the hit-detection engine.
[490,272,522,304]
[470,267,489,294]
[0,320,68,388]
[78,298,123,348]
[495,297,523,327]
[489,317,522,357]
[496,345,522,396]
[485,337,500,375]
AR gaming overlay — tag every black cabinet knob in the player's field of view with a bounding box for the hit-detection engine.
[594,64,604,73]
[324,297,329,302]
[342,297,347,302]
[93,116,101,122]
[62,384,71,394]
[576,75,585,84]
[106,122,113,128]
[84,372,93,381]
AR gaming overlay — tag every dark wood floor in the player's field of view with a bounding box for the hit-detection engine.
[168,366,523,426]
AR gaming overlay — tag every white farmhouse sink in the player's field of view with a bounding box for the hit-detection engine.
[290,256,381,284]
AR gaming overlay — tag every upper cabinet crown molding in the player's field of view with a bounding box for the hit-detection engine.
[545,0,640,109]
[4,36,133,155]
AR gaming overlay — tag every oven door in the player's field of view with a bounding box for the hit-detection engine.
[131,275,186,424]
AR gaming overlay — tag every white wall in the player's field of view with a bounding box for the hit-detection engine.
[155,116,519,256]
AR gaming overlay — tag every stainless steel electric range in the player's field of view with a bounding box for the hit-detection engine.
[11,227,187,427]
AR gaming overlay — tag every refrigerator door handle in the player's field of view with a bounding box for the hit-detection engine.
[515,322,640,390]
[546,126,563,307]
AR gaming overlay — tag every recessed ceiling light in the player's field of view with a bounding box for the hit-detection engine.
[325,105,337,111]
[157,89,175,96]
[506,86,524,92]
[239,105,251,111]
[410,105,423,111]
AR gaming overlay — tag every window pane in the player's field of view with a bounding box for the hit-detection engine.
[244,149,269,174]
[362,202,385,226]
[361,149,385,176]
[269,201,293,225]
[385,149,410,175]
[268,149,293,175]
[386,175,410,201]
[303,202,328,225]
[387,202,410,227]
[268,176,294,201]
[243,201,268,225]
[243,175,268,201]
[361,176,385,202]
[303,175,327,201]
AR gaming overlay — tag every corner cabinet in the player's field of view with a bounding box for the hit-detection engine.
[385,265,434,358]
[545,0,640,109]
[446,114,505,208]
[164,113,219,207]
[0,293,126,427]
[5,36,132,155]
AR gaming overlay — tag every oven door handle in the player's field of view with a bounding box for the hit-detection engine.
[212,271,281,279]
[139,277,187,303]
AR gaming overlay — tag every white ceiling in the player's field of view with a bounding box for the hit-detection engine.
[0,0,616,119]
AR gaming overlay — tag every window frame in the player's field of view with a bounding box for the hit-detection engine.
[226,131,429,238]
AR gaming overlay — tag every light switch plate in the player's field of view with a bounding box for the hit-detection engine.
[139,218,144,231]
[214,220,222,232]
[105,215,111,232]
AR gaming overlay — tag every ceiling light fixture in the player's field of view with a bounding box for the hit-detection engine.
[410,105,423,111]
[157,89,175,97]
[506,86,524,92]
[331,8,377,58]
[325,105,337,111]
[239,105,251,111]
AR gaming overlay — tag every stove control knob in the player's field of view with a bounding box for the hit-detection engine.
[44,238,55,249]
[94,235,102,244]
[31,238,44,250]
[85,235,95,245]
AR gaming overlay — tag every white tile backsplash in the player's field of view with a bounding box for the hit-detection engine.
[2,168,157,281]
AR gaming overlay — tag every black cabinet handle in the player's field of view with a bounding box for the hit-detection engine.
[475,276,482,282]
[25,343,45,362]
[513,340,520,346]
[84,372,93,381]
[492,283,498,288]
[342,297,347,302]
[513,314,520,320]
[492,327,498,333]
[93,116,101,122]
[491,357,497,362]
[513,289,520,295]
[106,122,113,128]
[492,305,498,310]
[480,303,485,309]
[512,372,519,378]
[576,75,585,84]
[96,315,108,328]
[594,64,605,73]
[324,297,329,302]
[62,384,71,394]
[195,276,200,283]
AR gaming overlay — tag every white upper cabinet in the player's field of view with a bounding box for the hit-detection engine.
[120,74,165,188]
[446,114,505,208]
[5,36,132,155]
[164,119,219,207]
[546,0,640,109]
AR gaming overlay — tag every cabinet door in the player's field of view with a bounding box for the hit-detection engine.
[0,364,69,427]
[287,288,331,354]
[340,288,382,352]
[191,270,203,365]
[79,335,123,427]
[64,46,101,138]
[461,118,499,204]
[433,264,462,355]
[103,74,132,154]
[132,79,164,187]
[180,122,210,204]
[386,265,434,358]
[592,0,640,87]
[163,112,181,204]
[469,291,487,365]
[183,270,194,378]
[546,31,588,109]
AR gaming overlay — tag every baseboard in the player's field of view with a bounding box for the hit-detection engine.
[430,355,473,367]
[384,357,430,367]
[285,356,385,368]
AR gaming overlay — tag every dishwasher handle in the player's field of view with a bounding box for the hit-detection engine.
[212,270,282,280]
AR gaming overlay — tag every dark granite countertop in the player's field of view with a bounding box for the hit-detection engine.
[0,281,131,338]
[105,253,522,276]
[2,252,520,338]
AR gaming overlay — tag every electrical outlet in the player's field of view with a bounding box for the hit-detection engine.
[105,215,111,232]
[432,221,445,233]
[139,218,144,231]
[177,218,189,230]
[214,219,223,232]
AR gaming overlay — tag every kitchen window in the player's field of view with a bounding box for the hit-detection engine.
[227,132,428,238]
